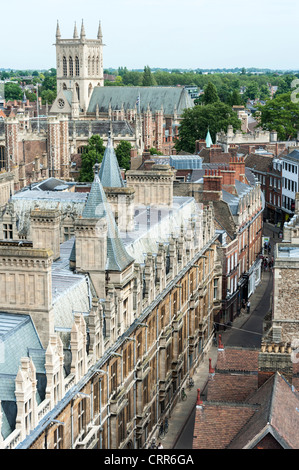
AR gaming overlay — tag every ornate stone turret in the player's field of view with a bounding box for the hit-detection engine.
[99,133,135,232]
[74,161,134,298]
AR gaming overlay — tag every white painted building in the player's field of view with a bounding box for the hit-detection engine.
[281,149,299,215]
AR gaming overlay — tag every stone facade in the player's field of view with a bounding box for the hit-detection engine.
[0,161,222,449]
[258,192,299,384]
[126,164,176,207]
[54,20,104,114]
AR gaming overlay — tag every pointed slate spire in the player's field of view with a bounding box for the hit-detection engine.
[56,20,61,40]
[80,19,86,40]
[82,166,134,271]
[97,21,103,40]
[205,128,213,148]
[98,131,125,188]
[73,21,78,39]
[82,163,107,219]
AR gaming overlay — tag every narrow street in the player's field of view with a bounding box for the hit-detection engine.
[171,222,277,449]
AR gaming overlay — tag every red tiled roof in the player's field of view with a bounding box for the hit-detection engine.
[207,373,258,403]
[193,403,257,449]
[193,345,299,449]
[216,348,259,373]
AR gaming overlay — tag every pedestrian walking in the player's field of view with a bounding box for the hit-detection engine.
[264,258,268,271]
[247,300,250,314]
[157,442,163,449]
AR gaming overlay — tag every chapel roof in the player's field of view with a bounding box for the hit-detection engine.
[87,86,194,115]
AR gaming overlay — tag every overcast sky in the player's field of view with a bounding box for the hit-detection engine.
[0,0,298,71]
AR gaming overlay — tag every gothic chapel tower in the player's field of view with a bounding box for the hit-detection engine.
[55,20,104,114]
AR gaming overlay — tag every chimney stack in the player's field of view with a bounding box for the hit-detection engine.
[203,169,223,201]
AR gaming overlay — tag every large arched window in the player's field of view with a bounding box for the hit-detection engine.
[96,56,99,75]
[63,56,67,76]
[75,56,80,76]
[69,56,73,76]
[91,56,95,76]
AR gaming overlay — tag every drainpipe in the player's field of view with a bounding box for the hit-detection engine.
[125,337,137,448]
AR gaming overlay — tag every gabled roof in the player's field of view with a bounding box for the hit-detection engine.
[193,347,299,449]
[99,134,125,188]
[87,86,194,115]
[81,165,134,272]
[245,153,273,172]
[229,372,299,449]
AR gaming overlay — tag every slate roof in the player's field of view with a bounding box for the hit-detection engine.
[87,86,194,115]
[0,313,44,376]
[31,177,75,192]
[0,313,45,440]
[98,135,125,188]
[81,165,134,272]
[222,189,240,215]
[213,200,236,240]
[284,149,299,162]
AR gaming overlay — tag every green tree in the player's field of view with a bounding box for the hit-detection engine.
[275,74,296,96]
[4,82,23,100]
[142,66,157,86]
[25,90,37,102]
[40,89,56,104]
[202,82,219,105]
[118,66,128,76]
[79,135,106,182]
[174,102,241,154]
[122,71,143,86]
[41,76,56,92]
[115,141,132,170]
[148,147,163,156]
[255,91,299,141]
[230,89,243,106]
[243,81,260,101]
[105,75,124,86]
[259,84,271,101]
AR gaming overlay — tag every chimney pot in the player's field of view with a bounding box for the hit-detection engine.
[196,389,203,408]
